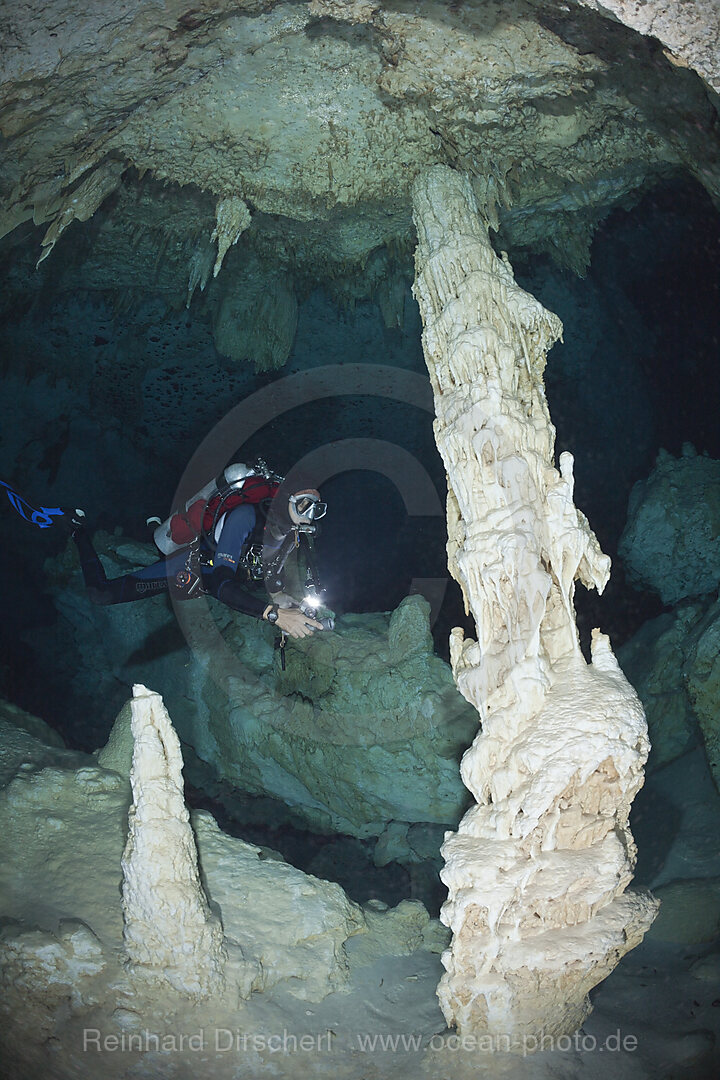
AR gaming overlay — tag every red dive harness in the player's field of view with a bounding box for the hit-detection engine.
[168,476,280,548]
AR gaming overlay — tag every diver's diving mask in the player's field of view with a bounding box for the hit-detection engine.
[289,492,327,524]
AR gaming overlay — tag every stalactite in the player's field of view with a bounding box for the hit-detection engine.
[212,258,298,371]
[376,268,407,329]
[35,161,126,266]
[412,164,657,1046]
[186,233,216,307]
[211,195,251,278]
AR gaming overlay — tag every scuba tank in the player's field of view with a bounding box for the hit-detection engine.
[153,463,256,555]
[156,459,281,601]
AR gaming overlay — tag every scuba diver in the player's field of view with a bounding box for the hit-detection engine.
[65,461,330,640]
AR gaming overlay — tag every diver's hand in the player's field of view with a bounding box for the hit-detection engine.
[314,603,336,623]
[277,607,322,639]
[269,606,323,639]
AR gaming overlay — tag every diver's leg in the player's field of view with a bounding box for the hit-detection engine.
[212,503,256,570]
[72,530,174,605]
[73,529,110,592]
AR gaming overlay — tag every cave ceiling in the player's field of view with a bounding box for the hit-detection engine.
[1,0,719,341]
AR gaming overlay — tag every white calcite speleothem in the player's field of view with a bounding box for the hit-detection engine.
[121,683,226,997]
[412,164,658,1043]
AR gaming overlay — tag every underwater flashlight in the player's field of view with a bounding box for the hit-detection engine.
[299,594,334,631]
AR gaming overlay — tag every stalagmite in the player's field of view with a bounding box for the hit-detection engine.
[121,684,226,997]
[411,166,658,1045]
[211,195,252,278]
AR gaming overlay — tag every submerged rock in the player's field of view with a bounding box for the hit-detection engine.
[0,699,67,750]
[685,597,720,793]
[41,537,476,842]
[617,606,701,770]
[618,594,720,793]
[0,689,450,1079]
[619,446,720,605]
[649,878,720,944]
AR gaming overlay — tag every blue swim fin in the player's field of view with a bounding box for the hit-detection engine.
[0,479,65,529]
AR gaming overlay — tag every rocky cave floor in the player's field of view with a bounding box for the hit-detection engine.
[1,695,719,1080]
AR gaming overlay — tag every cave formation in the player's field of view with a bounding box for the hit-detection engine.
[1,1,720,1077]
[412,164,658,1038]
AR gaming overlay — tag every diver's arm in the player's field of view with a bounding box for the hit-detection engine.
[208,567,320,636]
[205,567,268,619]
[262,604,322,639]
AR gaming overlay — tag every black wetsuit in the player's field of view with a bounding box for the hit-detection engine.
[74,503,290,620]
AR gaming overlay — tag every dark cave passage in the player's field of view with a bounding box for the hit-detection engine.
[514,175,720,651]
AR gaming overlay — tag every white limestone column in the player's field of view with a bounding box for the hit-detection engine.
[412,165,658,1043]
[121,684,226,997]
